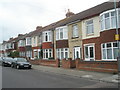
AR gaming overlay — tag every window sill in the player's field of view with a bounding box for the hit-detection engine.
[71,37,79,39]
[86,33,94,36]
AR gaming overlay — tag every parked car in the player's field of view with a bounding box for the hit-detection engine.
[11,58,32,69]
[2,57,15,67]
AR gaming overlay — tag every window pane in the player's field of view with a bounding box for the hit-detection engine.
[102,44,105,48]
[85,46,88,58]
[61,52,64,59]
[46,50,48,58]
[90,47,94,58]
[101,20,104,30]
[102,49,106,59]
[86,20,93,24]
[60,29,63,39]
[107,49,112,59]
[73,25,78,37]
[56,30,59,40]
[111,11,115,16]
[111,17,116,28]
[105,13,109,18]
[86,20,94,34]
[113,48,118,59]
[105,18,110,29]
[107,43,111,48]
[65,52,68,58]
[113,42,118,47]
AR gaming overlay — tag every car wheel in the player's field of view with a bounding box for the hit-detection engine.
[16,65,19,69]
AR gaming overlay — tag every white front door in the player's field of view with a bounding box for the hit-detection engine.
[74,47,81,59]
[85,45,94,61]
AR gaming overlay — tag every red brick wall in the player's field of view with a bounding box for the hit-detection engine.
[27,59,60,67]
[76,59,118,73]
[62,58,76,69]
[42,42,53,49]
[19,47,26,51]
[82,37,101,60]
[100,29,120,43]
[56,40,69,48]
[32,46,40,49]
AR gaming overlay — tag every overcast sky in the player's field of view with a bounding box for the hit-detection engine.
[0,0,111,43]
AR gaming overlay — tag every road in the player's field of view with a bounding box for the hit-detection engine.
[2,67,118,88]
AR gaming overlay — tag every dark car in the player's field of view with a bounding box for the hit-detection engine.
[11,58,32,69]
[2,57,15,67]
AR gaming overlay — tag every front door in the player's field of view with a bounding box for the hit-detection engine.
[85,45,94,61]
[74,47,81,59]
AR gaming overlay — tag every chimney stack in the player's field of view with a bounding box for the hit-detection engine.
[66,9,74,18]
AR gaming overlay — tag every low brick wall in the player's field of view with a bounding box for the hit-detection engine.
[27,58,60,67]
[76,59,118,73]
[28,59,40,65]
[62,58,76,69]
[39,59,57,67]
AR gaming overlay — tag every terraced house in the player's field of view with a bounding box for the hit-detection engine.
[1,2,120,72]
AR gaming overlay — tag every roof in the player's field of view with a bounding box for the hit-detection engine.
[58,2,120,25]
[39,2,120,30]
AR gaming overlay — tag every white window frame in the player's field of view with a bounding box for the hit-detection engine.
[56,48,69,60]
[84,44,95,61]
[43,31,52,42]
[100,8,120,31]
[86,19,94,35]
[56,26,68,40]
[72,24,79,38]
[101,42,118,61]
[43,49,53,59]
[26,37,31,46]
[73,46,81,60]
[18,40,25,47]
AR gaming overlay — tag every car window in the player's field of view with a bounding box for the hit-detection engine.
[16,58,27,62]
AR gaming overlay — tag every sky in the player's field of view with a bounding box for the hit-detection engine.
[0,0,112,43]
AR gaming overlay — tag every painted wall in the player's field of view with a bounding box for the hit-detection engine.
[82,16,100,39]
[68,22,83,59]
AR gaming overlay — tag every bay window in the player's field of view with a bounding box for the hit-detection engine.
[56,26,68,40]
[43,49,53,59]
[26,37,31,46]
[100,8,120,31]
[56,48,69,59]
[101,42,118,60]
[43,31,52,42]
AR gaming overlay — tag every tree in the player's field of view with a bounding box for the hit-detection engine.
[8,51,19,58]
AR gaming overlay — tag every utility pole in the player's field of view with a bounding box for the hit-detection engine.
[114,0,120,89]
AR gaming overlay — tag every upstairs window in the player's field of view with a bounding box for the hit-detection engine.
[56,26,68,40]
[43,31,52,42]
[100,9,120,31]
[86,20,94,35]
[72,24,79,38]
[26,37,31,46]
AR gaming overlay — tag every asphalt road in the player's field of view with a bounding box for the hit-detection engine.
[2,66,118,88]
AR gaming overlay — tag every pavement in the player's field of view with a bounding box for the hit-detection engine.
[32,65,120,84]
